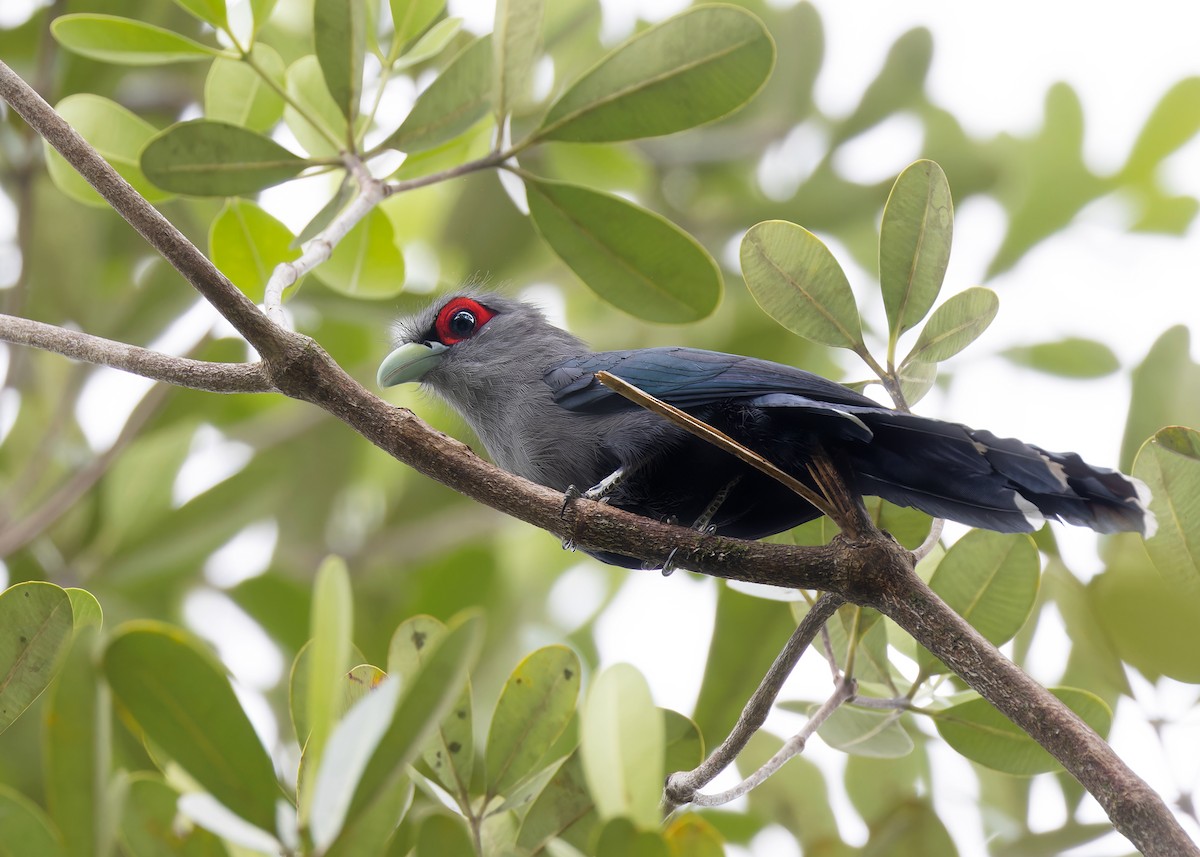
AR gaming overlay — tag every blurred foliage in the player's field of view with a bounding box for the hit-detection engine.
[0,1,1198,856]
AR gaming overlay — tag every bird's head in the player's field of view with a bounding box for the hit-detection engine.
[377,291,585,403]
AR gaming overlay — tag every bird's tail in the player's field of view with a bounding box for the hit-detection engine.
[842,411,1156,537]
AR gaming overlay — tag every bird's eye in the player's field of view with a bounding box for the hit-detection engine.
[448,309,476,337]
[434,297,496,344]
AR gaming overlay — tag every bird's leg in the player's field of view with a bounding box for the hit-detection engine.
[560,465,629,516]
[652,476,742,577]
[692,475,741,533]
[560,465,631,550]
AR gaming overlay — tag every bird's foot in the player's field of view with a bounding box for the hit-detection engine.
[641,549,679,575]
[560,467,626,517]
[559,484,582,518]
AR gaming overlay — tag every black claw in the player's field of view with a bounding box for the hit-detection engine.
[560,484,582,517]
[660,548,679,577]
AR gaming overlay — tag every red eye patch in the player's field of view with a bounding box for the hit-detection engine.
[434,297,496,345]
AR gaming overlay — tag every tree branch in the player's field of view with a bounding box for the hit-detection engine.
[688,675,858,808]
[664,592,845,810]
[860,561,1200,857]
[0,61,1193,856]
[0,314,272,393]
[0,60,288,360]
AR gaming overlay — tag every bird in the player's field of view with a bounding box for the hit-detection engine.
[378,291,1155,568]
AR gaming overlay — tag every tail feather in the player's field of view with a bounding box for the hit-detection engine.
[842,412,1154,537]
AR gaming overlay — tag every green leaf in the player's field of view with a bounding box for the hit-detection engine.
[204,45,287,133]
[390,0,445,57]
[310,676,403,850]
[394,17,463,71]
[664,815,725,857]
[662,708,704,773]
[209,199,302,298]
[897,358,938,407]
[51,14,224,65]
[1092,533,1200,683]
[845,751,928,827]
[595,817,670,857]
[102,621,280,832]
[920,530,1039,674]
[525,177,721,322]
[1042,560,1130,699]
[415,813,474,857]
[65,589,103,632]
[45,94,172,208]
[486,645,580,798]
[741,220,864,350]
[494,0,544,118]
[534,5,774,143]
[299,556,354,824]
[346,612,484,823]
[386,615,474,797]
[141,120,309,196]
[516,751,597,853]
[737,732,842,849]
[1122,77,1200,183]
[98,423,194,552]
[880,159,953,346]
[288,640,366,751]
[1002,337,1120,378]
[861,800,955,857]
[172,0,228,29]
[934,687,1111,775]
[581,663,663,830]
[323,776,412,857]
[285,55,349,157]
[0,581,74,736]
[119,774,231,857]
[817,706,913,758]
[826,606,894,688]
[314,207,406,297]
[42,627,111,857]
[694,585,796,749]
[1120,326,1200,472]
[251,0,278,34]
[1135,427,1200,593]
[343,664,387,711]
[386,36,493,153]
[870,499,933,552]
[0,785,66,857]
[902,286,998,365]
[314,0,366,124]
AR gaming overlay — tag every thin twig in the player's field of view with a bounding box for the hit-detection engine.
[913,516,945,560]
[0,314,272,393]
[0,60,286,357]
[663,592,844,809]
[263,149,514,323]
[263,155,385,324]
[689,675,857,807]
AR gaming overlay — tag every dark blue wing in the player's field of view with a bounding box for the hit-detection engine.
[545,347,878,414]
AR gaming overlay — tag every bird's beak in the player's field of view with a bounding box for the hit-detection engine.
[377,341,449,387]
